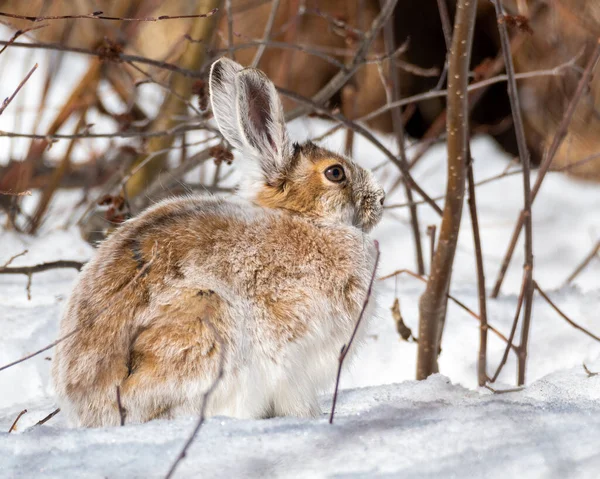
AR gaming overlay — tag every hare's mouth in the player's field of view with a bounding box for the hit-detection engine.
[353,198,384,233]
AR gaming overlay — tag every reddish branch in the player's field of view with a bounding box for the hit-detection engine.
[330,241,381,424]
[8,409,27,433]
[286,0,399,121]
[491,0,534,386]
[0,9,218,23]
[563,240,600,286]
[0,260,84,275]
[534,281,600,343]
[33,408,61,427]
[0,252,155,373]
[0,23,47,56]
[416,0,477,380]
[0,63,38,116]
[380,269,515,350]
[491,38,600,298]
[278,87,442,216]
[164,325,226,479]
[381,0,425,275]
[0,189,32,196]
[467,156,489,387]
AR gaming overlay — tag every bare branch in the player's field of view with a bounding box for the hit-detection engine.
[330,241,380,424]
[32,408,61,427]
[416,0,477,380]
[0,251,155,373]
[0,40,203,78]
[563,240,600,286]
[380,0,424,275]
[360,56,579,123]
[467,155,489,387]
[0,260,84,276]
[380,269,516,350]
[0,190,32,196]
[164,325,226,479]
[0,23,47,56]
[534,281,600,343]
[8,409,27,433]
[491,38,600,298]
[489,275,527,383]
[0,9,218,23]
[491,0,534,386]
[1,250,28,268]
[278,87,442,216]
[286,0,399,121]
[583,364,598,378]
[0,63,37,116]
[251,0,281,68]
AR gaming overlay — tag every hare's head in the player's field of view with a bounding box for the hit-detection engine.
[209,58,385,232]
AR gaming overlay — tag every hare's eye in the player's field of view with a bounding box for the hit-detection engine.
[324,165,346,183]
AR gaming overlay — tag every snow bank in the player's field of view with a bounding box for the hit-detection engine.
[2,369,600,478]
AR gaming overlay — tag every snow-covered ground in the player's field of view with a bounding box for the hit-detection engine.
[1,43,600,478]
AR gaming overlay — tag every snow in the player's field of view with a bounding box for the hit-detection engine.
[2,370,600,478]
[1,45,600,477]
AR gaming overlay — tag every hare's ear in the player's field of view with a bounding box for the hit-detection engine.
[209,57,245,151]
[235,68,293,182]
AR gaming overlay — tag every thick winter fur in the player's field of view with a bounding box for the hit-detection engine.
[52,58,385,427]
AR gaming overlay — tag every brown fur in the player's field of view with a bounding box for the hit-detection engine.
[52,57,384,427]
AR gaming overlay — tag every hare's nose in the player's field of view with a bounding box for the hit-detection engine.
[379,192,386,206]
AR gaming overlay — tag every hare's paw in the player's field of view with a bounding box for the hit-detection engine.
[272,390,321,419]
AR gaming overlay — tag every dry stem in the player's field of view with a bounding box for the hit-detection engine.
[330,241,380,424]
[416,0,477,380]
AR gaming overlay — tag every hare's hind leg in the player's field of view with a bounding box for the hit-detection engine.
[119,288,230,424]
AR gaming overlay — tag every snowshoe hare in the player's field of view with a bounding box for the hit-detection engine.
[52,57,385,427]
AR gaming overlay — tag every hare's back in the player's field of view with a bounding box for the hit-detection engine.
[137,196,374,298]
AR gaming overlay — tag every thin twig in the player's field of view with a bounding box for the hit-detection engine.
[467,155,489,387]
[583,364,598,378]
[164,326,226,479]
[0,40,203,78]
[0,23,48,56]
[379,269,516,351]
[0,260,84,275]
[330,241,381,424]
[491,38,600,298]
[286,0,399,121]
[8,409,27,433]
[489,275,527,383]
[278,87,442,216]
[563,240,600,286]
[0,189,32,196]
[0,63,38,116]
[534,281,600,343]
[225,0,235,61]
[359,56,578,123]
[426,225,436,270]
[484,384,523,394]
[491,0,534,387]
[251,0,281,68]
[0,328,81,372]
[33,408,61,427]
[1,250,28,268]
[0,9,218,23]
[0,252,155,373]
[0,121,207,141]
[380,0,424,275]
